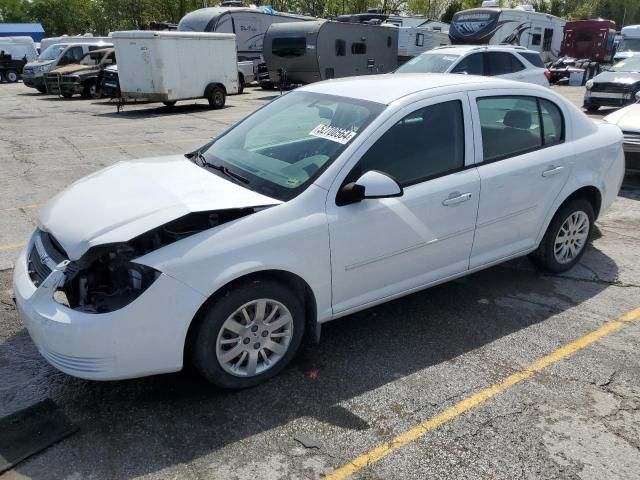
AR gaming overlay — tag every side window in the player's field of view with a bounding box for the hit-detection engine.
[416,33,424,47]
[71,47,83,61]
[351,42,366,55]
[335,39,345,57]
[543,28,554,51]
[487,52,519,76]
[477,96,542,162]
[520,51,545,68]
[353,100,465,186]
[450,53,484,75]
[531,34,542,46]
[510,53,525,72]
[539,98,564,146]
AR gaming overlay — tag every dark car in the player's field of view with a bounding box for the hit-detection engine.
[584,56,640,111]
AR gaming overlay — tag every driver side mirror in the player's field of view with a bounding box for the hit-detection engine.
[337,170,403,206]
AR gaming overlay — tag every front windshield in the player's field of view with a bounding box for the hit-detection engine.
[38,44,66,61]
[201,91,384,201]
[619,38,640,51]
[610,56,640,72]
[395,53,461,73]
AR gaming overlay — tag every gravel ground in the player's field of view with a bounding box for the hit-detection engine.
[1,82,640,480]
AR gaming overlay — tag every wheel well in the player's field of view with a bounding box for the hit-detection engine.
[184,270,318,365]
[204,82,226,98]
[238,72,244,84]
[561,186,602,219]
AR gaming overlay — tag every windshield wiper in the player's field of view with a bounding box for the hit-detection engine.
[192,151,250,185]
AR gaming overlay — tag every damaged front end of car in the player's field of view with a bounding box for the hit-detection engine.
[28,208,260,313]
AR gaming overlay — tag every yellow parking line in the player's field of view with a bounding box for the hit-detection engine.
[0,242,25,251]
[325,306,640,480]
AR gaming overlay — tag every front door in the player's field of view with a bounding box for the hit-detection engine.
[326,94,480,314]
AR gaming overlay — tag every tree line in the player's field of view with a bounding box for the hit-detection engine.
[0,0,638,36]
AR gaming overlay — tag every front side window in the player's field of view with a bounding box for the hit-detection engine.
[477,96,565,162]
[450,53,485,75]
[352,42,366,55]
[351,100,465,187]
[201,92,384,201]
[60,46,83,65]
[272,37,306,57]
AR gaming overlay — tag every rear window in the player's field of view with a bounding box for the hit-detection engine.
[272,37,306,57]
[520,52,545,68]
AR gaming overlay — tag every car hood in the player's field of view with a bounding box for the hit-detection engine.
[603,103,640,131]
[52,64,96,75]
[593,70,640,84]
[38,155,281,260]
[25,60,54,68]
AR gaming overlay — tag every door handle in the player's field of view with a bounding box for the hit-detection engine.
[442,192,472,206]
[542,166,564,177]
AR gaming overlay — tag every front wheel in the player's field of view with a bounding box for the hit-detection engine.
[191,280,305,388]
[5,70,18,83]
[36,85,47,94]
[207,86,226,109]
[529,198,594,273]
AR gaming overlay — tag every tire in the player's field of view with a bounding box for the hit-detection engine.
[36,85,47,94]
[162,101,177,107]
[586,105,599,112]
[5,70,18,83]
[207,86,226,109]
[237,73,244,95]
[61,92,73,99]
[529,198,594,273]
[82,81,100,99]
[191,279,305,389]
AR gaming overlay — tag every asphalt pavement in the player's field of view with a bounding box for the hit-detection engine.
[1,83,640,480]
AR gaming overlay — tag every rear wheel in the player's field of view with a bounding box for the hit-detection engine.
[237,73,244,95]
[208,86,226,109]
[5,70,18,83]
[36,85,47,94]
[61,92,73,99]
[529,198,594,273]
[162,100,177,107]
[191,280,305,389]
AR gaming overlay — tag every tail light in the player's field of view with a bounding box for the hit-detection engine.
[544,71,552,81]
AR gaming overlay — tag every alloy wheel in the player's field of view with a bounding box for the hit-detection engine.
[553,211,589,264]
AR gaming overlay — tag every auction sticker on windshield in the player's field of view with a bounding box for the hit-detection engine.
[309,124,357,144]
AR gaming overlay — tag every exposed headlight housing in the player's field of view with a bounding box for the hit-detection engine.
[585,79,594,90]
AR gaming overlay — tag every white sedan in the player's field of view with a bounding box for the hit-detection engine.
[603,97,640,174]
[14,74,625,388]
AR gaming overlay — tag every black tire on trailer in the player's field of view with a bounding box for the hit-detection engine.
[207,85,226,109]
[237,73,244,95]
[191,279,305,389]
[5,70,18,83]
[586,105,599,112]
[529,198,595,273]
[163,101,177,107]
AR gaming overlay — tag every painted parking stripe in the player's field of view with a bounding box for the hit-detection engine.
[325,306,640,480]
[0,242,25,251]
[0,203,41,212]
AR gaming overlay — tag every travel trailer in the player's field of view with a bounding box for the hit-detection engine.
[614,25,640,62]
[449,4,565,62]
[177,6,312,60]
[112,31,238,109]
[263,20,398,85]
[382,24,450,62]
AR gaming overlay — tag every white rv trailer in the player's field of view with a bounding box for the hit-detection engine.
[614,25,640,62]
[382,24,450,61]
[0,36,38,62]
[178,6,313,60]
[449,4,565,62]
[112,31,238,109]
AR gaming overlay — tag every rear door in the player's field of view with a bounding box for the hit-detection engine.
[468,90,572,268]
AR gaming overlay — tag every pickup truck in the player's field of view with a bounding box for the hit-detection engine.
[44,48,115,98]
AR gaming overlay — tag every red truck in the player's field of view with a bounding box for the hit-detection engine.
[549,19,617,83]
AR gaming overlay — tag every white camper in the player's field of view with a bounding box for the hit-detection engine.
[449,5,565,62]
[614,25,640,62]
[112,31,238,108]
[177,6,312,60]
[382,24,450,61]
[0,36,38,62]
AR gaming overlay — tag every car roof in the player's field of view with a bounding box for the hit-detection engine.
[299,73,526,105]
[428,45,540,55]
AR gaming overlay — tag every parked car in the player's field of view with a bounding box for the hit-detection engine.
[14,74,624,388]
[44,48,115,98]
[584,56,640,111]
[22,42,113,93]
[394,45,551,86]
[603,95,640,173]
